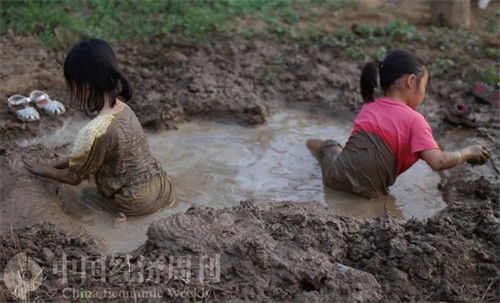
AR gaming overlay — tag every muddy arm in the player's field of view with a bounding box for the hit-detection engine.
[41,167,81,185]
[24,160,81,185]
[52,157,70,169]
[420,145,490,171]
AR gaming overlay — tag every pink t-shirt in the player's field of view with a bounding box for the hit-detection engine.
[352,97,439,175]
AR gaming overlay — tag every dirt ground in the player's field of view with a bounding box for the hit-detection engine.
[1,3,499,302]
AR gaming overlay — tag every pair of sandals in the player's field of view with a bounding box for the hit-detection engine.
[8,90,65,122]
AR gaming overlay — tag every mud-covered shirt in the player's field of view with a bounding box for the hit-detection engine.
[352,97,439,175]
[69,103,173,216]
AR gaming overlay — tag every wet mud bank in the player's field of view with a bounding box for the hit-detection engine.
[0,34,499,301]
[1,184,498,302]
[1,34,497,140]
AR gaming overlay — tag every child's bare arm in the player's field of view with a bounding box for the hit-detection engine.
[420,145,490,171]
[24,160,81,185]
[52,157,70,169]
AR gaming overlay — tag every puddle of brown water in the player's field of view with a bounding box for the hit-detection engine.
[148,110,445,219]
[4,110,446,253]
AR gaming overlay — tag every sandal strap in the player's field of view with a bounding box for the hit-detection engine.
[9,104,27,111]
[29,90,51,104]
[8,95,30,106]
[35,99,50,106]
[31,94,48,102]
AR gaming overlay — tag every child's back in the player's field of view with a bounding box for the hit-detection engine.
[70,103,173,216]
[24,39,175,220]
[353,97,438,175]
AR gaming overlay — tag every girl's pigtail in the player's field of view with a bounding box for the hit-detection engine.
[117,72,132,101]
[360,61,379,103]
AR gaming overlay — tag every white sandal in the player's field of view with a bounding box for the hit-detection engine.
[7,95,40,122]
[30,90,66,116]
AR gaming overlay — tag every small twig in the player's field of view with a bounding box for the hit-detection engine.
[480,279,497,302]
[485,296,500,302]
[206,284,230,294]
[9,223,21,254]
[488,156,500,174]
[374,252,387,262]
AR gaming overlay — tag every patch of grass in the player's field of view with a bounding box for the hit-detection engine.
[353,20,419,42]
[426,27,480,54]
[484,10,500,33]
[371,46,388,61]
[356,24,384,40]
[345,46,368,60]
[323,29,358,48]
[484,48,500,60]
[314,19,424,61]
[259,66,277,84]
[481,66,500,89]
[259,55,285,84]
[1,0,489,76]
[0,0,359,46]
[384,20,417,41]
[430,58,456,77]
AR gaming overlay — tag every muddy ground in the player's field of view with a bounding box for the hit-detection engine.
[1,3,499,302]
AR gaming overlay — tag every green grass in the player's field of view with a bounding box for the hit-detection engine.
[430,58,456,77]
[0,0,358,47]
[1,0,494,84]
[481,65,500,89]
[353,20,419,42]
[258,55,285,84]
[484,48,500,60]
[484,10,500,33]
[313,19,422,60]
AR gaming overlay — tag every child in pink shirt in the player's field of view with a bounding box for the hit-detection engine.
[307,49,490,199]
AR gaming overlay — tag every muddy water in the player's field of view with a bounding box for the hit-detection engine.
[149,109,446,219]
[6,110,446,253]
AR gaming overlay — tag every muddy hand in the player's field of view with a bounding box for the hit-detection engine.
[113,212,127,225]
[467,145,490,165]
[24,159,48,176]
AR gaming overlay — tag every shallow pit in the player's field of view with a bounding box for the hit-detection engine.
[5,109,446,253]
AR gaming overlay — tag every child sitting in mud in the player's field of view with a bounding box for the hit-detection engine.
[24,39,174,221]
[307,49,490,199]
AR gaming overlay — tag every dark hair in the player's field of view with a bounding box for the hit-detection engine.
[64,39,132,113]
[360,49,426,102]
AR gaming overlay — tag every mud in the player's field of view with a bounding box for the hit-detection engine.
[1,7,499,301]
[1,185,498,302]
[1,109,446,255]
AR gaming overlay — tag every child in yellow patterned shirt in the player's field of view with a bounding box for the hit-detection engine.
[24,39,174,221]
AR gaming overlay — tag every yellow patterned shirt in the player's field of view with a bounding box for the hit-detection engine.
[68,104,173,216]
[69,114,114,178]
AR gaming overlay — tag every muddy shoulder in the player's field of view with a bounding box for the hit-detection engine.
[0,34,499,302]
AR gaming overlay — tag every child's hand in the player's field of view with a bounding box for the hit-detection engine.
[24,159,49,177]
[466,145,490,165]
